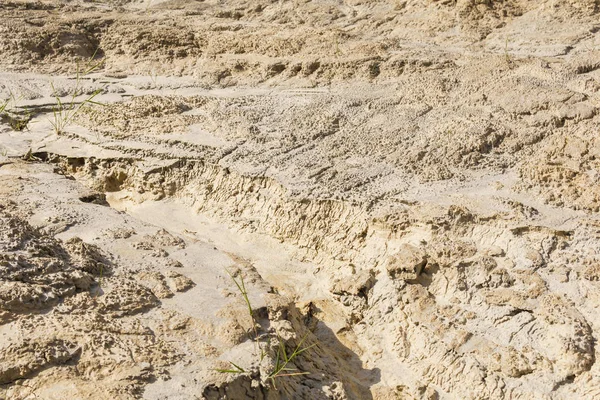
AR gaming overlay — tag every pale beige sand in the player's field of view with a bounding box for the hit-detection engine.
[1,0,600,399]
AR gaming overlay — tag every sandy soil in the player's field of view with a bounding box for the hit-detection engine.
[1,0,600,399]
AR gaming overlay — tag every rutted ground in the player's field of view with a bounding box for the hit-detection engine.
[1,0,600,399]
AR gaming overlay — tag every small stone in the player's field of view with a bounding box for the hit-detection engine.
[484,245,505,257]
[386,244,427,281]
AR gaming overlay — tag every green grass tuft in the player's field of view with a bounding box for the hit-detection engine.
[50,49,105,135]
[218,269,315,389]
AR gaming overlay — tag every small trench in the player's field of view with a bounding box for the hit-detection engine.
[31,151,384,398]
[35,151,402,272]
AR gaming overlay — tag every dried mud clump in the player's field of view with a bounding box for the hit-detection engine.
[0,338,81,385]
[519,133,600,211]
[0,198,177,398]
[0,203,96,320]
